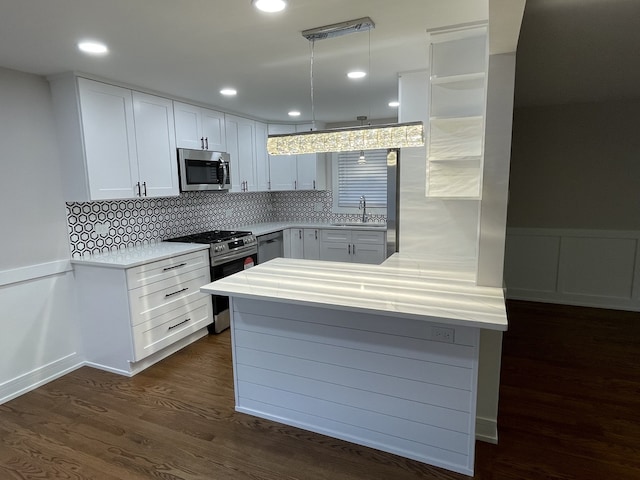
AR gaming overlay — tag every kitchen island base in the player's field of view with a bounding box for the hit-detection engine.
[230,297,480,476]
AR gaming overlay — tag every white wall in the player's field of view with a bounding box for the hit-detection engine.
[0,67,81,403]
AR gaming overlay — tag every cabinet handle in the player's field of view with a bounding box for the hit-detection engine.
[294,180,297,190]
[205,137,209,150]
[168,318,191,331]
[142,181,147,196]
[348,244,351,254]
[315,230,317,240]
[200,137,205,149]
[352,244,355,255]
[299,230,302,240]
[163,262,187,272]
[165,287,189,298]
[136,182,141,197]
[313,180,316,189]
[268,181,271,190]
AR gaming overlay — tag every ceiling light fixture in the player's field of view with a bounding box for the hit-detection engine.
[266,17,424,156]
[347,71,367,80]
[252,0,287,13]
[77,41,108,55]
[288,110,301,117]
[220,88,237,96]
[388,101,400,108]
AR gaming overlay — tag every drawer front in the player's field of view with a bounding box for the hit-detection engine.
[129,267,211,326]
[126,249,210,290]
[352,230,385,245]
[321,229,351,243]
[131,296,212,361]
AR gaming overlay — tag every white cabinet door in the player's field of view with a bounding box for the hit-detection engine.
[268,124,297,191]
[296,123,317,190]
[226,114,257,192]
[132,92,179,198]
[201,108,226,151]
[255,121,270,191]
[289,228,304,259]
[174,101,226,151]
[174,101,203,150]
[77,78,138,200]
[352,243,385,265]
[303,229,320,260]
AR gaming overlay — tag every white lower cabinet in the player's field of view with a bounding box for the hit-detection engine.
[303,229,321,260]
[75,249,213,375]
[320,229,386,265]
[286,228,305,259]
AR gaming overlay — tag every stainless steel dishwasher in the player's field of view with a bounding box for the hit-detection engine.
[257,231,284,264]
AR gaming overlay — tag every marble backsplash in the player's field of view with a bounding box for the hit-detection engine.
[66,190,385,257]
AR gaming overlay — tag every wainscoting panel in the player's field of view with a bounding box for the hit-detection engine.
[505,228,640,311]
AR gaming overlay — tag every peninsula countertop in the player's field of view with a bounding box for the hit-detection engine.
[200,255,508,331]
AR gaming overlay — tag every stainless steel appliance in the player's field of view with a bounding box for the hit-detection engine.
[165,230,256,333]
[257,231,284,264]
[177,148,231,192]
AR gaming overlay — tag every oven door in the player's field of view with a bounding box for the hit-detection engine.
[210,250,257,332]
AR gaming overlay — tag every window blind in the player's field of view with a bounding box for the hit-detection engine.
[337,149,387,208]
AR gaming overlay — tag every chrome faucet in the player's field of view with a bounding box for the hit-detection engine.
[358,195,367,223]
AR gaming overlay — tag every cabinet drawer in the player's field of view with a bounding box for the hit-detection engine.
[126,249,209,290]
[321,229,351,243]
[129,266,211,326]
[131,296,212,361]
[352,230,385,245]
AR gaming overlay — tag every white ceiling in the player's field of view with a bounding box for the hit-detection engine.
[0,0,489,124]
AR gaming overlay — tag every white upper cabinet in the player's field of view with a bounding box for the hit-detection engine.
[295,123,317,190]
[226,114,257,192]
[49,75,180,201]
[132,92,179,198]
[255,121,270,192]
[174,101,226,151]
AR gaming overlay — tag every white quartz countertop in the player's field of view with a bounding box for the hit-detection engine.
[71,242,210,269]
[237,222,387,237]
[201,255,508,331]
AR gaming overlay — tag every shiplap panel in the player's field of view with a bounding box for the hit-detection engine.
[237,381,470,454]
[237,398,471,472]
[234,330,473,391]
[234,291,479,347]
[236,354,472,428]
[234,312,476,368]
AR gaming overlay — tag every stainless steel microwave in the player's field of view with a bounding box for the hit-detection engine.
[177,148,231,192]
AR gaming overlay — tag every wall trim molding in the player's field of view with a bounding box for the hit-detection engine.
[476,416,498,444]
[505,227,640,312]
[0,259,72,288]
[0,353,83,405]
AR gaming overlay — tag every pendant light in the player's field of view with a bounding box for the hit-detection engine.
[266,17,424,156]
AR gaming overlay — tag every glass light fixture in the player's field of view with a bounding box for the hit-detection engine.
[267,17,424,156]
[267,121,424,155]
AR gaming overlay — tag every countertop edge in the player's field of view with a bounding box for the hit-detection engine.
[71,243,210,269]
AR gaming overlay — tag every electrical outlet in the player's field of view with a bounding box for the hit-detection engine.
[432,326,454,343]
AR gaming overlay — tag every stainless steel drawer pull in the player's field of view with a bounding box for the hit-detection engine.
[168,318,191,331]
[165,287,189,298]
[163,263,187,272]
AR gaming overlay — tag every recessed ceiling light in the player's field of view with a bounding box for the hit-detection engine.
[78,41,108,55]
[252,0,287,13]
[347,71,367,80]
[388,101,400,108]
[288,110,301,117]
[220,88,237,96]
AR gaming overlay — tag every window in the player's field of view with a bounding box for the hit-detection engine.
[336,149,388,208]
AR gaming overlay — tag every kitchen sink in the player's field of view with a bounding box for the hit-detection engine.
[330,222,386,228]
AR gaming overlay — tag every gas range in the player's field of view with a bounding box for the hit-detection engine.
[165,230,257,265]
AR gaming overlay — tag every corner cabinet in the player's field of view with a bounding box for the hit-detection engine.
[49,75,179,201]
[427,26,487,200]
[74,248,213,376]
[174,101,226,152]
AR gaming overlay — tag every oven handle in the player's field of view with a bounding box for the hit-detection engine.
[212,248,257,266]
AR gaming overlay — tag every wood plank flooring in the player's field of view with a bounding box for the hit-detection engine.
[1,300,639,479]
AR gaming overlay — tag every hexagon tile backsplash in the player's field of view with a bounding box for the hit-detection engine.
[66,190,385,258]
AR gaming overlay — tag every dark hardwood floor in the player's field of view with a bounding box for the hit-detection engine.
[1,300,639,479]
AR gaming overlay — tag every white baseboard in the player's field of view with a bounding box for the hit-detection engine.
[475,416,498,444]
[0,353,84,404]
